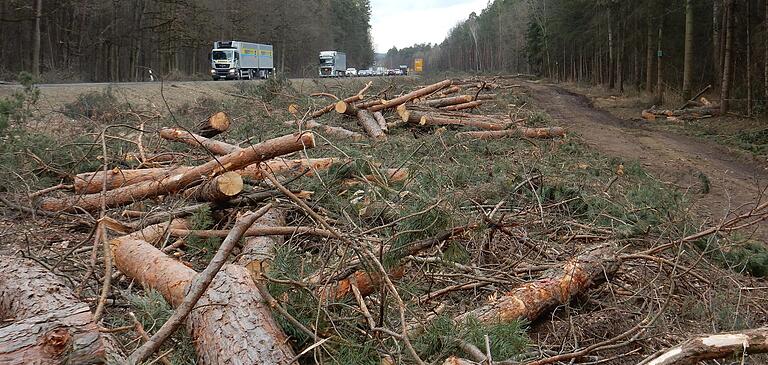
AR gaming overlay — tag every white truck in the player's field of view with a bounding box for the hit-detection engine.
[319,51,347,77]
[210,41,274,80]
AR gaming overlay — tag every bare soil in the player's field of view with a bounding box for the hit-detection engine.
[523,81,768,237]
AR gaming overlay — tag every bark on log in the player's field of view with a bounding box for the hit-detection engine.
[368,79,452,112]
[417,95,474,108]
[431,85,462,98]
[39,132,315,212]
[455,243,620,324]
[183,171,243,202]
[236,208,284,279]
[240,157,341,180]
[111,222,296,365]
[196,111,231,137]
[0,255,108,364]
[441,100,484,111]
[455,127,566,140]
[415,113,507,131]
[284,120,366,141]
[354,99,384,109]
[159,127,240,155]
[372,112,388,132]
[74,167,190,194]
[643,327,768,365]
[356,109,387,141]
[75,157,338,195]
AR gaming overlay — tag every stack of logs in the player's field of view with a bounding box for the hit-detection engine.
[291,79,565,141]
[642,97,721,122]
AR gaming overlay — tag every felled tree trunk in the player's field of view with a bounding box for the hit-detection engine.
[417,95,474,108]
[111,222,296,365]
[159,127,240,155]
[455,244,620,324]
[236,208,284,279]
[0,255,109,364]
[431,85,462,98]
[196,111,231,137]
[369,79,452,112]
[284,119,366,141]
[356,110,386,141]
[408,112,508,131]
[311,82,371,118]
[74,157,338,195]
[372,112,388,132]
[240,157,341,180]
[456,127,565,140]
[441,100,484,111]
[334,100,359,116]
[39,132,315,212]
[182,171,243,202]
[74,167,191,194]
[642,327,768,365]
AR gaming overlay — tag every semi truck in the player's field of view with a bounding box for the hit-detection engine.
[319,51,346,77]
[210,41,274,80]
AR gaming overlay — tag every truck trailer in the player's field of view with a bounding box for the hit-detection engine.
[210,41,274,80]
[319,51,346,77]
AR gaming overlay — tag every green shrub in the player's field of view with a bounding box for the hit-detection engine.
[0,71,39,131]
[63,87,122,121]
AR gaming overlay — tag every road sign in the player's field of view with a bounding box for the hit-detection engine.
[414,58,424,72]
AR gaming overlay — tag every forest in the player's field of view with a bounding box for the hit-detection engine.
[0,0,374,81]
[388,0,761,113]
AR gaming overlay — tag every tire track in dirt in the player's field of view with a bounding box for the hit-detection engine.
[524,81,768,237]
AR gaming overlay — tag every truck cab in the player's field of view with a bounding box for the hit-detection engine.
[319,51,347,77]
[210,41,274,80]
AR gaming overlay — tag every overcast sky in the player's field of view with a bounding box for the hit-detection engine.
[370,0,489,53]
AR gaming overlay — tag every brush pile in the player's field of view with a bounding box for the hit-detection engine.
[1,75,767,365]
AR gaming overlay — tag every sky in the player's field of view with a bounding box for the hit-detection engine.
[370,0,489,53]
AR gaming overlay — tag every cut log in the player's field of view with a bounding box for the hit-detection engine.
[441,100,484,111]
[416,113,508,131]
[311,81,372,118]
[368,79,452,112]
[74,166,191,194]
[372,112,388,132]
[183,171,243,202]
[417,95,474,108]
[642,327,768,365]
[111,222,296,365]
[74,157,338,195]
[334,100,358,116]
[455,243,620,324]
[431,85,462,98]
[195,111,231,137]
[284,119,366,141]
[240,157,341,180]
[236,208,284,279]
[455,127,566,140]
[354,99,384,109]
[356,109,386,141]
[38,132,315,212]
[159,127,240,155]
[0,255,108,364]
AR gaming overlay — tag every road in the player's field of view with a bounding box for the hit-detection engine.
[523,81,768,237]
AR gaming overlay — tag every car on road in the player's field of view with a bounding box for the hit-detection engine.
[386,69,397,76]
[358,69,372,77]
[346,68,357,77]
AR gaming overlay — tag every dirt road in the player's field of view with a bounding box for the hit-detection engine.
[524,81,768,234]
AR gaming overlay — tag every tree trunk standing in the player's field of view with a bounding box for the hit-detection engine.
[608,9,614,89]
[682,0,694,100]
[32,0,42,78]
[747,0,752,116]
[765,0,768,103]
[721,0,734,114]
[713,1,722,87]
[617,20,624,94]
[656,24,664,104]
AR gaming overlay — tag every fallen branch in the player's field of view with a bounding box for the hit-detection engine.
[640,327,768,365]
[284,119,366,141]
[369,79,452,112]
